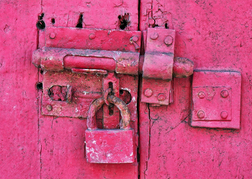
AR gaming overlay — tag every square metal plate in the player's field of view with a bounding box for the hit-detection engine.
[191,70,241,129]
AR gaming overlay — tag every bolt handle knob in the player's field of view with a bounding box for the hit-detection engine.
[173,57,194,78]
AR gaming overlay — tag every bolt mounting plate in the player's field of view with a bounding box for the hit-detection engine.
[191,70,241,129]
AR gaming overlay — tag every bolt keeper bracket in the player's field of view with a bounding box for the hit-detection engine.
[141,28,194,105]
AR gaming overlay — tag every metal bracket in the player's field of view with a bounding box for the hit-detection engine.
[141,28,194,106]
[191,70,241,129]
[33,27,141,121]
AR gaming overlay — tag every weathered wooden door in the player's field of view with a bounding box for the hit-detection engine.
[139,0,252,178]
[1,0,252,178]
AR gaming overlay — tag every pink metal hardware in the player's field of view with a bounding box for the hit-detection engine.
[102,73,120,129]
[191,70,241,129]
[45,27,141,52]
[141,28,194,106]
[33,47,140,75]
[85,95,134,163]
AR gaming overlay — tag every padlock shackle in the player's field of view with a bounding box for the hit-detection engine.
[87,95,131,130]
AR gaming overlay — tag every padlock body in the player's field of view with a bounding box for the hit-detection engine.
[85,129,134,163]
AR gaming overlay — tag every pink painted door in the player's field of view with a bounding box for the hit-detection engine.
[139,0,252,178]
[0,0,139,178]
[1,0,252,178]
[36,1,139,179]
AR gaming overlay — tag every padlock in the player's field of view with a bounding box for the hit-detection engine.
[85,95,134,163]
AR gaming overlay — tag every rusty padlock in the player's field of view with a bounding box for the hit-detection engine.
[85,95,134,163]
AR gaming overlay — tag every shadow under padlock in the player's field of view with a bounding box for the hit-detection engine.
[85,95,134,163]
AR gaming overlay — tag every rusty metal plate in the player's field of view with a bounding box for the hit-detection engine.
[191,70,241,129]
[42,71,103,118]
[141,28,175,105]
[41,71,139,119]
[45,27,141,52]
[141,79,171,106]
[33,47,140,75]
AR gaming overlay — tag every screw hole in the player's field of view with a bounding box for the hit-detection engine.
[165,23,169,29]
[152,24,158,28]
[38,13,44,20]
[118,13,130,30]
[108,104,114,116]
[76,14,83,28]
[36,13,45,30]
[51,18,55,24]
[36,20,45,30]
[36,82,43,90]
[108,82,114,95]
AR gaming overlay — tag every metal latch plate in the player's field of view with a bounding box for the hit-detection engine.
[191,71,241,129]
[42,71,102,118]
[38,27,140,119]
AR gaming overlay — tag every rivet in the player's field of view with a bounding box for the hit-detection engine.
[89,33,96,40]
[46,105,52,111]
[197,110,205,119]
[131,36,139,42]
[144,88,153,97]
[157,93,166,101]
[198,91,205,99]
[148,19,155,25]
[220,111,228,119]
[220,90,229,98]
[150,32,159,40]
[49,33,56,39]
[164,35,173,46]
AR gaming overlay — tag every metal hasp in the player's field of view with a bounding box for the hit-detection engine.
[191,71,241,129]
[141,28,194,105]
[32,27,140,121]
[32,27,140,164]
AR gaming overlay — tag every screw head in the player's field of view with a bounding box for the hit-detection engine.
[150,32,159,40]
[198,91,205,99]
[157,93,166,101]
[220,111,228,119]
[89,33,96,40]
[144,88,153,97]
[220,90,229,98]
[46,105,52,111]
[197,110,205,119]
[164,35,173,46]
[148,19,155,25]
[49,33,56,39]
[131,36,139,42]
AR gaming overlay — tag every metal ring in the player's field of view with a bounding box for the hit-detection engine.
[87,95,131,130]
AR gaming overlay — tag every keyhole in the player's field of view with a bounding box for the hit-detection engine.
[108,82,114,95]
[108,82,114,116]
